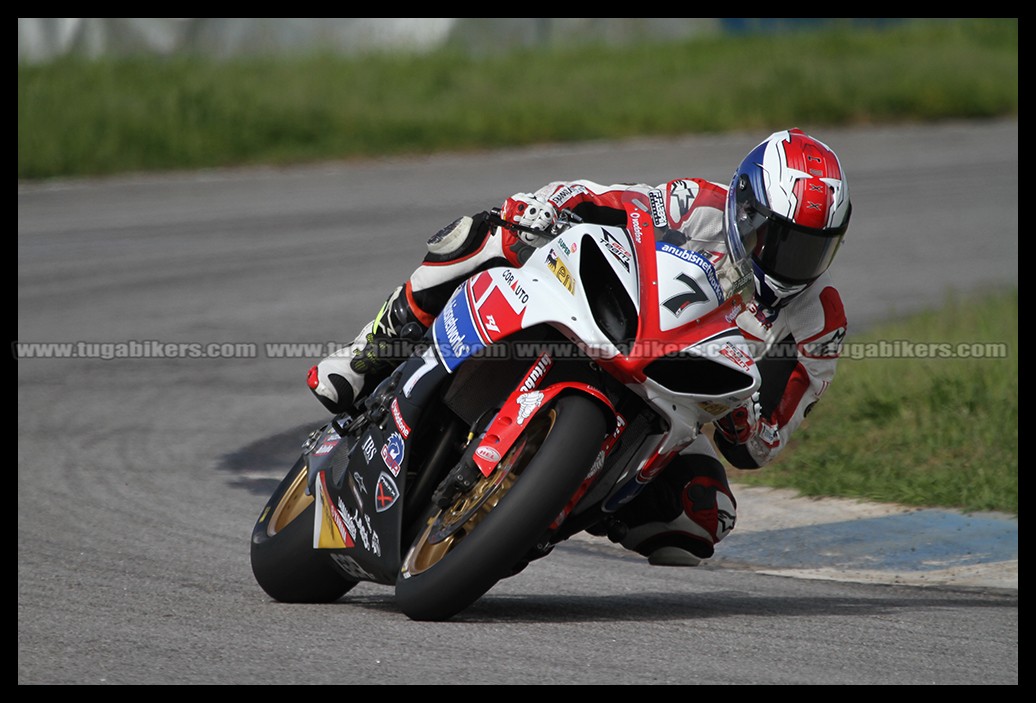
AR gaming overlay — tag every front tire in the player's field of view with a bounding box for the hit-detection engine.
[395,394,607,621]
[250,456,357,603]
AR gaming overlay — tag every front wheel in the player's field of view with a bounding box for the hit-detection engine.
[395,394,608,621]
[250,456,357,603]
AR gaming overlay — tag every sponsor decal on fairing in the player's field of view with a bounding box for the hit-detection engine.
[519,353,553,392]
[314,472,354,549]
[545,249,575,294]
[381,431,405,476]
[599,230,631,272]
[718,342,755,371]
[311,423,341,456]
[362,435,376,463]
[336,497,381,556]
[628,209,648,243]
[432,283,491,372]
[390,397,411,438]
[657,242,724,302]
[352,472,367,494]
[516,391,544,426]
[313,437,340,455]
[474,445,502,463]
[698,401,731,416]
[500,268,531,306]
[661,272,710,318]
[375,472,400,512]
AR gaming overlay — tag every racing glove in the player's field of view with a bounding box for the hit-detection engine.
[714,392,763,445]
[500,192,558,241]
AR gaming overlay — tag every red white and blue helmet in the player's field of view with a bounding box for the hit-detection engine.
[726,129,852,302]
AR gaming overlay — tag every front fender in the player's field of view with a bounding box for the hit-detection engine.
[470,380,616,478]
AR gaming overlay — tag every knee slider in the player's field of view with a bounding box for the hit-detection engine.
[426,216,475,258]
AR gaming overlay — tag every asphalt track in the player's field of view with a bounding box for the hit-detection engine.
[17,119,1017,685]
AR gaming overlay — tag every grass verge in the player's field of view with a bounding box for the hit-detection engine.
[18,19,1017,180]
[730,287,1018,515]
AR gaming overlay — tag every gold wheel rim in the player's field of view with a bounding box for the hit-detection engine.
[403,409,557,577]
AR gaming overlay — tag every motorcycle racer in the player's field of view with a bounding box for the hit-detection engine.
[307,128,852,567]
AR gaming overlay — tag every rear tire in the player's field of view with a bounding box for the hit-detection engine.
[395,395,607,621]
[250,456,357,603]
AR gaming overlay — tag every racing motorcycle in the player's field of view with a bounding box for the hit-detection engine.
[250,193,761,621]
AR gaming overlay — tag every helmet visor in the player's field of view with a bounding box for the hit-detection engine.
[753,215,847,284]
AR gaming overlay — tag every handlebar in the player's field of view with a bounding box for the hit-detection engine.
[486,207,583,241]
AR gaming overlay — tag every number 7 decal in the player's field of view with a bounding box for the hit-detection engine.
[662,272,708,317]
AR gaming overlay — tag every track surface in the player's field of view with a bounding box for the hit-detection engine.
[17,119,1017,685]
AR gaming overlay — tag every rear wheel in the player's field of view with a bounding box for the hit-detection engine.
[250,456,357,603]
[395,394,607,621]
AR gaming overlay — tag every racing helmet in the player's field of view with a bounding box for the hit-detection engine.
[725,129,852,306]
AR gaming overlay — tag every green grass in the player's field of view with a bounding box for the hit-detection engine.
[18,18,1017,181]
[730,288,1018,515]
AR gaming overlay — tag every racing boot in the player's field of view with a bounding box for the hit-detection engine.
[612,456,737,567]
[307,283,427,415]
